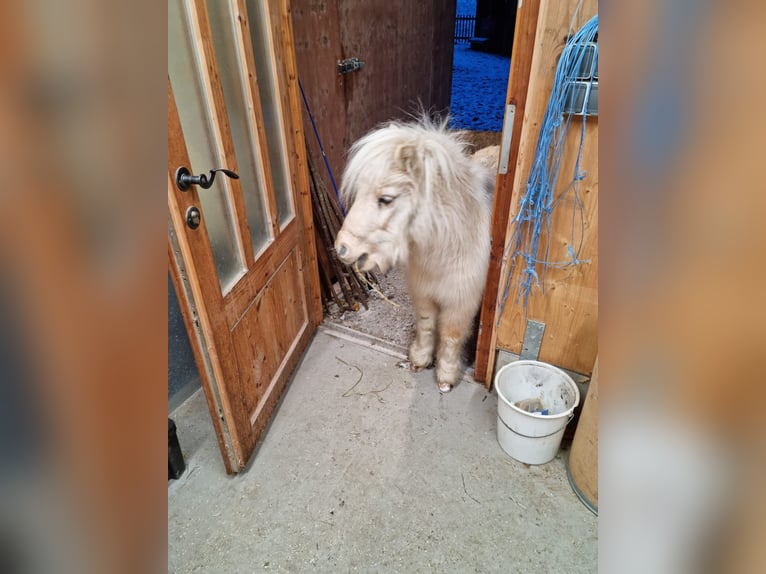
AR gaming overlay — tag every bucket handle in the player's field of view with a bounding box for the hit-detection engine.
[499,412,575,439]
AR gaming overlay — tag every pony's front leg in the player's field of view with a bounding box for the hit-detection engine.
[435,309,473,393]
[409,298,438,371]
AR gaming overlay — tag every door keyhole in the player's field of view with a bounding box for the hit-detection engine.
[186,206,201,229]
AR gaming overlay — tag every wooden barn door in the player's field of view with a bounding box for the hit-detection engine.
[291,1,455,195]
[476,0,598,385]
[168,0,322,473]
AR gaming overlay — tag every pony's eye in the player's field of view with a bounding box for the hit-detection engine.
[378,195,395,206]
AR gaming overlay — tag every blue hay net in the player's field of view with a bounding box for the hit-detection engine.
[498,13,598,318]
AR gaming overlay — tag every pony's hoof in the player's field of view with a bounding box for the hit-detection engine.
[416,364,437,373]
[408,357,433,372]
[437,381,453,393]
[408,348,434,372]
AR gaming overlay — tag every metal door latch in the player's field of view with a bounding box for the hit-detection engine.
[337,57,365,75]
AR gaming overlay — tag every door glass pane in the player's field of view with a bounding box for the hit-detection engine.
[169,0,245,293]
[207,0,272,255]
[245,0,295,227]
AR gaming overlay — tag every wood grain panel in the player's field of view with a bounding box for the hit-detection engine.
[338,0,455,144]
[496,120,598,373]
[291,0,454,211]
[494,0,598,375]
[270,0,324,327]
[168,237,235,474]
[431,0,457,109]
[223,219,299,324]
[291,0,348,200]
[231,248,308,419]
[233,0,281,238]
[475,0,542,385]
[338,0,398,141]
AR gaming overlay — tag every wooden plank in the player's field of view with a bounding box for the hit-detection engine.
[188,0,255,271]
[231,249,308,419]
[262,0,297,229]
[231,0,281,239]
[168,81,256,467]
[493,0,598,375]
[497,118,598,373]
[431,1,456,110]
[291,0,348,205]
[167,238,235,475]
[168,180,254,467]
[272,0,324,327]
[338,0,399,142]
[474,0,543,386]
[222,219,299,325]
[249,318,314,443]
[338,0,455,144]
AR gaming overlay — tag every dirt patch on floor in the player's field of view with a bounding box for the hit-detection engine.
[324,266,415,350]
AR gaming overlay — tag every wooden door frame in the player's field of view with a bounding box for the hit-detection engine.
[474,0,542,387]
[291,0,543,389]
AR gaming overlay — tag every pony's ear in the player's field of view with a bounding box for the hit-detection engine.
[396,143,421,176]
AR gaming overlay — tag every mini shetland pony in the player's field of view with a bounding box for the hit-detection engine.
[335,117,493,392]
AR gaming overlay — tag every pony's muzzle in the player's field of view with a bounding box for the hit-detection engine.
[334,241,358,265]
[334,231,367,266]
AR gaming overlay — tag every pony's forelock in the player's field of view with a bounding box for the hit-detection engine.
[340,114,477,210]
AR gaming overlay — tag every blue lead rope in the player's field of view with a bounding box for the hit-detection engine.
[298,79,345,216]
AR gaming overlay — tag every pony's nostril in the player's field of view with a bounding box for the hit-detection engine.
[356,253,369,268]
[337,245,348,258]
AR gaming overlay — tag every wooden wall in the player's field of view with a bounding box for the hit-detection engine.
[292,0,455,197]
[337,0,455,144]
[290,0,347,202]
[494,0,598,376]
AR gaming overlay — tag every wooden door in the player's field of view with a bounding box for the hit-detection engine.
[476,0,598,384]
[292,1,455,197]
[168,0,322,473]
[475,0,542,385]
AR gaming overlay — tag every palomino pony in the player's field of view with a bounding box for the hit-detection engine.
[335,117,494,392]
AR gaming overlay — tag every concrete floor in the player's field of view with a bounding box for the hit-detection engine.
[168,326,597,573]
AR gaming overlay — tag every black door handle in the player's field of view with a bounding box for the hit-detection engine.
[175,167,239,191]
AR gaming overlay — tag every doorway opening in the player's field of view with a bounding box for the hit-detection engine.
[449,0,514,135]
[322,0,517,372]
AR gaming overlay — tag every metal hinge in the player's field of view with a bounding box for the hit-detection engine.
[498,103,516,175]
[520,320,546,360]
[337,57,365,75]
